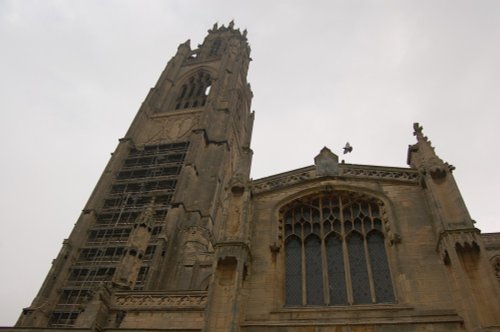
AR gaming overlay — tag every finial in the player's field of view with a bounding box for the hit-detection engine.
[413,122,422,134]
[413,122,429,143]
[315,146,339,177]
[178,39,191,50]
[213,22,218,30]
[243,29,247,37]
[229,20,234,29]
[177,39,191,54]
[409,122,451,178]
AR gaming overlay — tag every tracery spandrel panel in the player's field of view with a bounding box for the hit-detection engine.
[281,191,395,307]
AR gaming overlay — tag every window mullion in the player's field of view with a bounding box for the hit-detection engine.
[363,230,377,303]
[379,205,397,303]
[319,199,329,305]
[301,227,306,306]
[340,197,353,305]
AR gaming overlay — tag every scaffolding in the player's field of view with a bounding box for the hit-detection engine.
[48,142,189,327]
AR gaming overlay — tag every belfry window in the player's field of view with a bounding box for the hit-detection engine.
[175,71,212,110]
[282,192,394,306]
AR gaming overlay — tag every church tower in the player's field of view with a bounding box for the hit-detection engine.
[9,23,500,332]
[16,21,254,330]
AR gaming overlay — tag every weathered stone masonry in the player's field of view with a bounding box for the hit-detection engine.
[3,22,500,332]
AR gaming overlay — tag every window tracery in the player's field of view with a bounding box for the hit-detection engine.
[281,192,394,306]
[175,71,212,110]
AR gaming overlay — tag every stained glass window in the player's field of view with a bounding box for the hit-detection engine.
[285,236,302,306]
[282,192,394,306]
[326,235,347,305]
[368,232,395,303]
[305,235,323,305]
[348,233,371,304]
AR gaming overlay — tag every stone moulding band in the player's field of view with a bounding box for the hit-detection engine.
[242,307,463,327]
[251,165,420,194]
[114,292,208,309]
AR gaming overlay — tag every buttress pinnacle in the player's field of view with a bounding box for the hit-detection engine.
[408,123,454,178]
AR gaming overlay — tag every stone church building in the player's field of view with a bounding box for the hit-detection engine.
[4,23,500,331]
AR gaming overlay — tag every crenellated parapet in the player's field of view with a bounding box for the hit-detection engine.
[178,21,251,69]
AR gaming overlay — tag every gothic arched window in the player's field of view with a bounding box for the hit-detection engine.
[175,71,212,110]
[282,192,394,306]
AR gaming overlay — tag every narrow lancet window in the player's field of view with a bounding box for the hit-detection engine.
[305,235,323,305]
[348,232,371,304]
[326,234,347,305]
[285,236,302,306]
[209,38,223,56]
[368,231,395,303]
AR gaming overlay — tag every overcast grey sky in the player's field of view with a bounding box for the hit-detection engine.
[1,0,499,326]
